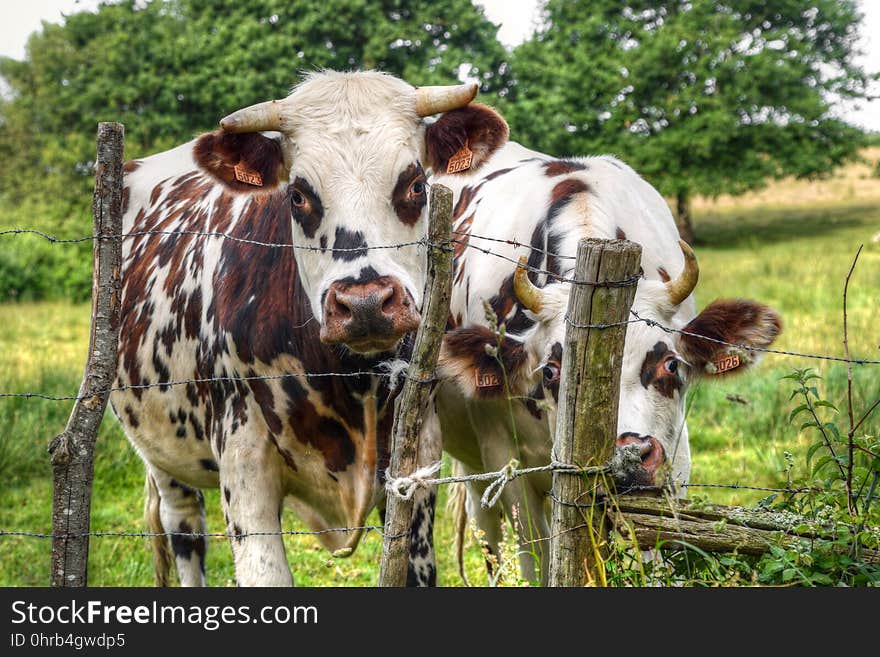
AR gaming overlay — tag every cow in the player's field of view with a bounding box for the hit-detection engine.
[419,103,783,584]
[111,71,484,587]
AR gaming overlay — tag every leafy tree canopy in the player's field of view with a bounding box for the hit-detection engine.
[0,0,509,207]
[506,0,874,239]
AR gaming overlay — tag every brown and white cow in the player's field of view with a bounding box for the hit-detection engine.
[423,104,783,584]
[111,71,482,586]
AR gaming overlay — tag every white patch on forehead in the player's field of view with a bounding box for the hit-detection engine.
[274,73,430,320]
[283,72,422,184]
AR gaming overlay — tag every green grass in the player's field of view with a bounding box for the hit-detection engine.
[685,201,880,506]
[1,196,879,586]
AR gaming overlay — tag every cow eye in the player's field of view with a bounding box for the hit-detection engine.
[290,190,307,209]
[409,180,426,197]
[663,358,679,374]
[542,362,561,383]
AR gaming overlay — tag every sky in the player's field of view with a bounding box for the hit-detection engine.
[1,0,877,130]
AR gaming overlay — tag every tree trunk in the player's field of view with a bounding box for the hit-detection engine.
[675,190,696,245]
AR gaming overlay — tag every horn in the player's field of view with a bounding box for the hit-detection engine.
[514,256,544,314]
[666,240,699,306]
[219,99,286,133]
[414,82,478,116]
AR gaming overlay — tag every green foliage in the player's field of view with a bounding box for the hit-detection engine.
[1,0,509,184]
[0,0,509,300]
[506,1,872,201]
[757,368,880,585]
[603,367,880,588]
[0,198,92,301]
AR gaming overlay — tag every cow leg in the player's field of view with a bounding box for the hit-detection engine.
[499,481,550,585]
[220,443,291,586]
[462,478,504,582]
[405,407,442,587]
[148,467,208,587]
[406,487,437,586]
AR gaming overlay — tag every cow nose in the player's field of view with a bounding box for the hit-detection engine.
[333,285,394,319]
[320,277,420,352]
[612,433,667,491]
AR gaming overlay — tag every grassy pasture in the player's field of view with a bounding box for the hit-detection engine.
[1,154,879,586]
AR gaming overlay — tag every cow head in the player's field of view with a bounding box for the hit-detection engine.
[441,242,782,491]
[197,71,483,354]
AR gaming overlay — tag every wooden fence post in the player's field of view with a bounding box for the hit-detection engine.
[49,122,124,587]
[548,238,641,587]
[378,184,454,587]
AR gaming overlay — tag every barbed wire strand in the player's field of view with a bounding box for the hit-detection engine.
[4,227,869,364]
[0,525,406,540]
[3,226,578,263]
[453,238,643,287]
[0,475,823,542]
[0,478,826,541]
[0,369,439,402]
[0,227,638,286]
[562,312,880,365]
[451,230,577,261]
[0,228,432,252]
[4,300,875,401]
[629,310,880,366]
[3,223,866,363]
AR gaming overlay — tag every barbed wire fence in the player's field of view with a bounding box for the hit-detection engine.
[1,126,879,586]
[5,227,880,368]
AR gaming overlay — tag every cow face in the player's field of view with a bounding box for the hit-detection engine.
[441,243,782,490]
[204,71,481,355]
[524,244,782,488]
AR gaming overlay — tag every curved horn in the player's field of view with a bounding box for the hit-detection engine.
[220,99,286,133]
[514,257,544,314]
[666,240,699,306]
[414,82,478,117]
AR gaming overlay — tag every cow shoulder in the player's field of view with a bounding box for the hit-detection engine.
[424,103,509,175]
[193,131,289,192]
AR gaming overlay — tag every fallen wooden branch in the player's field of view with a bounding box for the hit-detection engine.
[611,495,880,563]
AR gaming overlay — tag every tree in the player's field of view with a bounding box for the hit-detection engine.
[506,0,873,242]
[0,0,509,209]
[0,0,509,299]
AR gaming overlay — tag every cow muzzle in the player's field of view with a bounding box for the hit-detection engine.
[320,276,420,353]
[612,433,667,492]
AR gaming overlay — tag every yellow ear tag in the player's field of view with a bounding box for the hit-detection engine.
[234,162,263,186]
[710,353,741,374]
[446,140,474,174]
[474,368,501,389]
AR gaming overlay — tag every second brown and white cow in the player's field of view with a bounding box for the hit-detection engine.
[423,104,783,583]
[112,71,483,586]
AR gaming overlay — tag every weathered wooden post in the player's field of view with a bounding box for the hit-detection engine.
[548,238,641,587]
[378,184,454,587]
[49,122,124,587]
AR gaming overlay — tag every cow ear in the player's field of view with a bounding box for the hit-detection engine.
[439,326,531,398]
[193,131,290,193]
[424,103,509,175]
[678,299,782,377]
